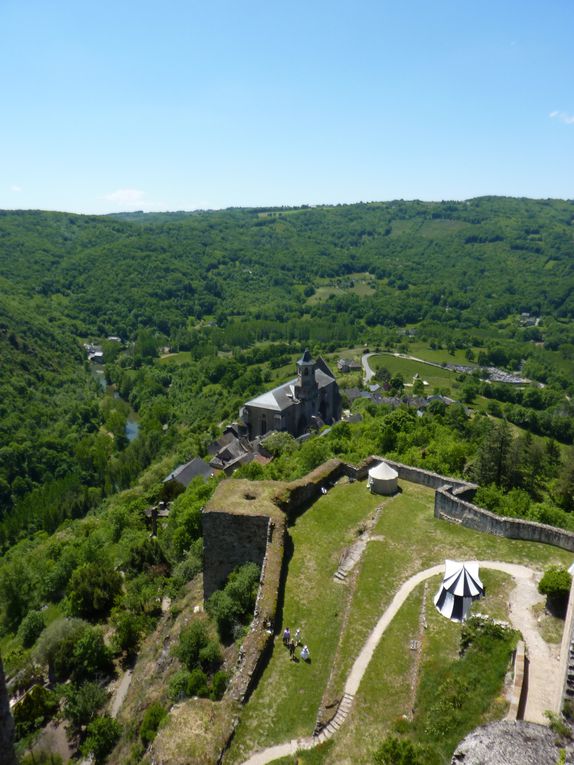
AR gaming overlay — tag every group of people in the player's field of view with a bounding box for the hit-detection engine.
[282,626,310,662]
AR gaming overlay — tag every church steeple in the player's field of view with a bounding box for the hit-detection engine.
[295,349,318,400]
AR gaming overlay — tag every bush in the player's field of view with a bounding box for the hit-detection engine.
[169,669,193,701]
[373,736,426,765]
[111,609,147,656]
[199,640,222,672]
[205,590,239,643]
[81,716,122,764]
[21,753,63,765]
[140,702,167,746]
[175,620,209,670]
[187,667,209,697]
[18,609,46,648]
[539,566,572,616]
[61,681,108,729]
[210,670,228,700]
[67,562,123,620]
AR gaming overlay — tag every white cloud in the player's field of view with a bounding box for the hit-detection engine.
[10,185,22,192]
[549,110,574,125]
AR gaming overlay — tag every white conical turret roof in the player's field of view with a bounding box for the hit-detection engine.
[368,461,398,480]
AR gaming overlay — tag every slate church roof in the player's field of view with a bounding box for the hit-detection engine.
[244,357,336,413]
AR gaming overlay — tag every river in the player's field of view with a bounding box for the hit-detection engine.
[89,365,140,442]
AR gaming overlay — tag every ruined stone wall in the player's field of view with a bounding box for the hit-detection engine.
[435,486,574,551]
[202,512,271,600]
[276,459,348,517]
[227,516,287,703]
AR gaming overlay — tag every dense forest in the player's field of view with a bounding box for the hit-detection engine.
[2,197,574,761]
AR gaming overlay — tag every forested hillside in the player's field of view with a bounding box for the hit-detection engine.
[1,197,574,543]
[3,198,574,762]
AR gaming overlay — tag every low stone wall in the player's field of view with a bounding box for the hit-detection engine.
[507,640,526,720]
[435,488,574,552]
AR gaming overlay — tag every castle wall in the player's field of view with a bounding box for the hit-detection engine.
[434,486,574,551]
[202,512,271,600]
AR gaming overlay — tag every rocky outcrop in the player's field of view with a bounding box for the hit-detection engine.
[452,720,574,764]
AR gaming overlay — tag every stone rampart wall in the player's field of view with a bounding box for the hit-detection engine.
[435,487,574,551]
[369,456,478,493]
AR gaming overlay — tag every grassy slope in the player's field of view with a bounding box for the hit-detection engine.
[225,481,571,765]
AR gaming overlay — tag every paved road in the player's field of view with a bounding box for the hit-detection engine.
[240,560,558,765]
[361,352,377,382]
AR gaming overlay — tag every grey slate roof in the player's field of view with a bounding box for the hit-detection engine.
[163,457,214,487]
[245,363,336,413]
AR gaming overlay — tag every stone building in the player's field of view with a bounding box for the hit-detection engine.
[240,350,341,439]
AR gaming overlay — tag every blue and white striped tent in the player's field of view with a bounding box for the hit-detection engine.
[434,560,484,622]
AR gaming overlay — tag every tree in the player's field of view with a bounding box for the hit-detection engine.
[71,627,114,682]
[67,562,123,620]
[81,716,122,764]
[17,609,45,648]
[61,682,108,729]
[473,420,512,488]
[35,618,90,682]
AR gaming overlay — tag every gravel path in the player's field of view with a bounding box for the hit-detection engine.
[239,560,558,765]
[361,352,376,382]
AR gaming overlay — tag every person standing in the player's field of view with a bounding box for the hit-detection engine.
[282,626,291,646]
[301,645,310,662]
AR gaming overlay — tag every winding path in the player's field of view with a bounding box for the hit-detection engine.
[239,561,559,765]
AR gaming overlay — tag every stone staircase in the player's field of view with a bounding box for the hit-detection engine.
[313,692,355,743]
[565,638,574,700]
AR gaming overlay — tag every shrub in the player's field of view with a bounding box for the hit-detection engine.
[169,669,193,701]
[187,668,209,697]
[111,609,147,656]
[199,640,223,672]
[205,590,239,643]
[21,753,63,765]
[210,670,228,700]
[18,610,45,648]
[61,681,108,729]
[81,716,122,764]
[539,567,572,600]
[140,702,167,746]
[373,736,426,765]
[175,620,209,670]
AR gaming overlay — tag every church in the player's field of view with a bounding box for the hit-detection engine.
[240,350,342,439]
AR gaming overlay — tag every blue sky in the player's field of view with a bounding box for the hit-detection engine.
[1,0,573,213]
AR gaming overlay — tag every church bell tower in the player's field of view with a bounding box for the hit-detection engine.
[295,349,318,401]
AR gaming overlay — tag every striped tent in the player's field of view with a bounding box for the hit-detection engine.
[434,560,484,622]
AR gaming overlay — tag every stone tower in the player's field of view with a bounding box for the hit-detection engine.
[294,349,318,401]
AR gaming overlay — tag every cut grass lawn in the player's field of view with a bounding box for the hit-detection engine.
[224,481,572,765]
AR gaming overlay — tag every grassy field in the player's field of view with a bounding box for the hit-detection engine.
[368,353,457,392]
[224,480,572,765]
